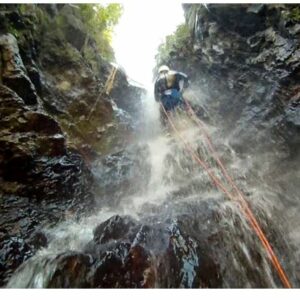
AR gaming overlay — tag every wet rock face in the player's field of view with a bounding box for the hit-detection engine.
[92,144,151,207]
[205,4,267,37]
[90,243,155,288]
[161,4,300,156]
[0,83,94,286]
[1,4,145,157]
[59,5,87,51]
[0,27,94,286]
[0,3,145,287]
[109,66,146,118]
[17,212,221,288]
[6,195,298,288]
[156,220,220,288]
[93,215,137,244]
[0,85,91,200]
[8,2,140,288]
[0,237,33,285]
[86,216,153,288]
[46,252,93,288]
[12,197,284,288]
[0,34,38,105]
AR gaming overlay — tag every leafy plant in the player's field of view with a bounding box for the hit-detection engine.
[77,4,123,60]
[282,6,300,23]
[155,23,191,66]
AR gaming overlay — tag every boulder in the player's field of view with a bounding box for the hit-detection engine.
[86,212,222,288]
[46,252,92,288]
[93,215,138,244]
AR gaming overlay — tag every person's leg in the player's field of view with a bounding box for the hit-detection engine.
[159,96,170,127]
[170,90,185,111]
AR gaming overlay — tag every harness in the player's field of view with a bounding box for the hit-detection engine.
[160,73,183,111]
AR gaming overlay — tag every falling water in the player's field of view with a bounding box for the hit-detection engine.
[6,86,299,287]
[5,3,299,288]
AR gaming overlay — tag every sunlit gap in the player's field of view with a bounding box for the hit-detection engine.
[112,1,185,90]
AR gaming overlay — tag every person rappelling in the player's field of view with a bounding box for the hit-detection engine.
[154,65,189,124]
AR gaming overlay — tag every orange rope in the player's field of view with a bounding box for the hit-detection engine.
[183,98,292,288]
[160,101,292,288]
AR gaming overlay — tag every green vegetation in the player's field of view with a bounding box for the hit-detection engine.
[155,23,191,66]
[14,4,122,61]
[282,6,300,23]
[77,4,123,60]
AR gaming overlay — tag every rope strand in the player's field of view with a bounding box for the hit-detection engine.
[160,101,292,288]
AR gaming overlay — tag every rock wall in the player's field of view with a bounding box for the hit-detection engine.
[157,4,300,156]
[154,4,300,284]
[0,4,144,285]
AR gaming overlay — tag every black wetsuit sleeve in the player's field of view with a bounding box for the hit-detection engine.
[154,80,160,102]
[176,72,189,89]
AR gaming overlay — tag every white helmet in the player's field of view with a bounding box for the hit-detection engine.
[158,65,170,74]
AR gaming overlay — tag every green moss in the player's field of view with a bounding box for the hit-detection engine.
[155,23,191,67]
[7,26,20,38]
[282,6,300,23]
[18,4,35,15]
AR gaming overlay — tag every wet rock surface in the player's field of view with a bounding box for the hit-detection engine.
[159,4,300,155]
[110,66,146,119]
[1,3,300,289]
[0,85,94,284]
[156,6,300,276]
[7,197,297,288]
[45,252,93,288]
[92,144,151,207]
[0,3,146,287]
[0,34,38,105]
[5,210,221,288]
